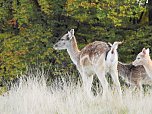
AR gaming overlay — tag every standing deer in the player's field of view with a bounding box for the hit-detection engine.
[106,42,122,96]
[53,29,122,98]
[133,48,152,79]
[118,62,152,90]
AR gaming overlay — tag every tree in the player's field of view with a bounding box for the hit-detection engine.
[0,0,152,88]
[148,0,152,25]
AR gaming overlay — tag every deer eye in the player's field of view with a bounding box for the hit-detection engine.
[137,57,140,60]
[61,39,64,41]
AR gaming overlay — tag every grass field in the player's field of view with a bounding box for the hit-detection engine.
[0,72,152,114]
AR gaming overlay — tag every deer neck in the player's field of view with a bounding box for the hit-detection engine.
[143,59,152,78]
[67,36,80,65]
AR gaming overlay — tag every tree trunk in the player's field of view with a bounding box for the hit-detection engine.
[148,0,152,25]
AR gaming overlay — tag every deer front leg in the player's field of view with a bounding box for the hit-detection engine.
[81,72,94,98]
[136,81,143,98]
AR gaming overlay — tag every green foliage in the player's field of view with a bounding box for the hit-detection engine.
[0,0,152,88]
[65,0,147,26]
[13,0,33,25]
[0,86,7,95]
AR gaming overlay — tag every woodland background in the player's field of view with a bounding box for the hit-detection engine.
[0,0,152,89]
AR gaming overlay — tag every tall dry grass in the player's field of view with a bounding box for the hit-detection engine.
[0,70,152,114]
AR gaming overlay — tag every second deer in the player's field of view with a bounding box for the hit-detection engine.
[118,62,152,90]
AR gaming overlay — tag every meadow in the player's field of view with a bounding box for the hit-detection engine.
[0,69,152,114]
[1,1,152,114]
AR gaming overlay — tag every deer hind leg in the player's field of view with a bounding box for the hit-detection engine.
[110,68,122,97]
[95,67,109,100]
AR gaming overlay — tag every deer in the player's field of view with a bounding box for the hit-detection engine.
[118,62,152,90]
[106,42,122,96]
[133,48,152,80]
[53,29,122,98]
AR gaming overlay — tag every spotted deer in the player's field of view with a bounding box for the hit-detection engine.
[118,62,152,90]
[53,29,122,98]
[133,48,152,79]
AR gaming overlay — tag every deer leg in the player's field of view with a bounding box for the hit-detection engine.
[136,81,143,91]
[95,69,109,100]
[81,72,94,98]
[110,68,122,97]
[136,81,143,98]
[129,84,136,91]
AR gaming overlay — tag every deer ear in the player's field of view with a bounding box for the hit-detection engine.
[68,31,72,39]
[68,29,74,40]
[142,48,146,55]
[70,29,74,36]
[146,48,150,55]
[142,48,146,52]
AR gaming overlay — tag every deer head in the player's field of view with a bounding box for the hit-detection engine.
[53,29,75,50]
[132,48,150,66]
